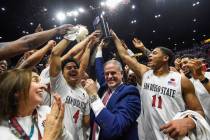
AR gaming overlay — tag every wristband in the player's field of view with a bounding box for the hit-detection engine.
[90,94,99,103]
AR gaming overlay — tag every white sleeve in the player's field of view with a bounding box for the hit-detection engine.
[95,47,102,58]
[40,66,50,85]
[50,71,68,97]
[90,98,105,117]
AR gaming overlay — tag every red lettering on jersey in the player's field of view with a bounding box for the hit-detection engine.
[73,110,80,124]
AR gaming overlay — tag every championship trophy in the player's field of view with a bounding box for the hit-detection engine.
[93,14,111,40]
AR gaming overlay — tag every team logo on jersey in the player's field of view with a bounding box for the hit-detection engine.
[168,78,176,86]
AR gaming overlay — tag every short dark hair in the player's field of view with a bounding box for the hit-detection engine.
[158,47,175,66]
[61,57,80,71]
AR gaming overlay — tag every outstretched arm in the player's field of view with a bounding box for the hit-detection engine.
[0,24,72,60]
[95,39,107,86]
[61,30,101,62]
[50,39,71,77]
[78,37,98,77]
[111,30,149,83]
[18,40,56,69]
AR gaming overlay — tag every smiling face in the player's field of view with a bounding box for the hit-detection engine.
[27,72,46,106]
[104,62,123,90]
[0,69,47,118]
[180,57,191,75]
[63,62,80,87]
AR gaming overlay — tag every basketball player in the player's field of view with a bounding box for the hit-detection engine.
[111,30,204,139]
[49,32,99,140]
[179,56,210,124]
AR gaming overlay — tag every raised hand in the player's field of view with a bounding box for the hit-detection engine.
[47,40,57,50]
[89,30,101,39]
[132,38,145,49]
[98,39,110,48]
[43,94,65,140]
[56,24,74,35]
[185,58,204,79]
[84,79,98,96]
[174,57,181,72]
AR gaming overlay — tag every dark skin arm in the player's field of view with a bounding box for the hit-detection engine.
[61,30,101,62]
[111,30,149,84]
[0,24,72,60]
[18,40,56,69]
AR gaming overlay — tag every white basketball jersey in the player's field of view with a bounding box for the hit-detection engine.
[51,72,90,140]
[141,70,185,140]
[190,72,210,125]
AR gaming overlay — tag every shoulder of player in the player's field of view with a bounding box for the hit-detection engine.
[143,69,153,76]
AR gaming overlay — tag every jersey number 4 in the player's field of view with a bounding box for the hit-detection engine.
[152,95,162,109]
[73,110,80,124]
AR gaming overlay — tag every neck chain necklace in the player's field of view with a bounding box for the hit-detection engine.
[8,110,41,140]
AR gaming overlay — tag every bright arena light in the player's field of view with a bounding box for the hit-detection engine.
[102,11,106,15]
[72,11,79,17]
[101,2,106,7]
[78,8,85,13]
[105,0,123,9]
[56,12,66,21]
[66,11,73,17]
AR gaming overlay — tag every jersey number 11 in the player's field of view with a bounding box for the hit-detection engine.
[152,95,162,109]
